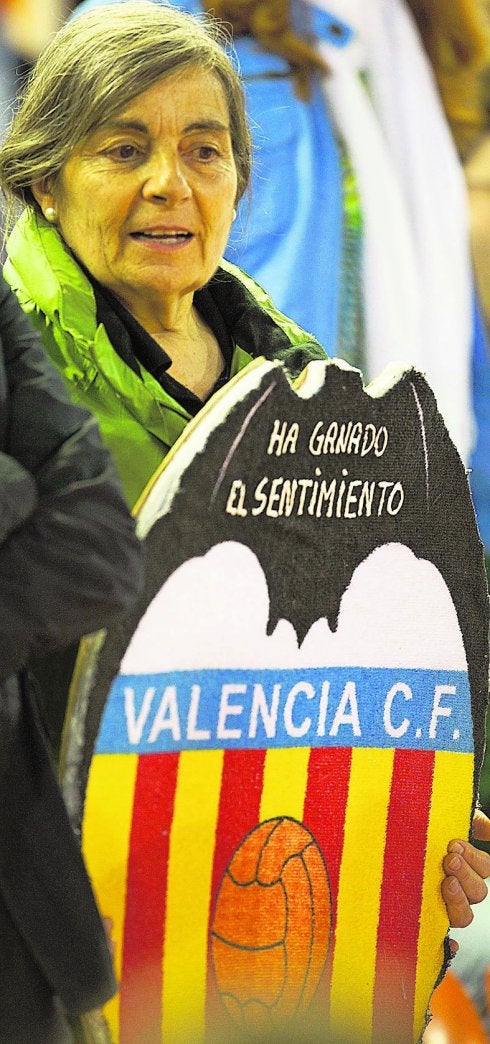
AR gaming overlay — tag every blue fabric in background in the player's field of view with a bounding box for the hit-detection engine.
[226,48,342,354]
[470,290,490,551]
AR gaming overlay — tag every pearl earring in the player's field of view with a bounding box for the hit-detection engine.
[232,208,237,221]
[44,206,57,223]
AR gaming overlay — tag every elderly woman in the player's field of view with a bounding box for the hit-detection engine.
[0,0,488,987]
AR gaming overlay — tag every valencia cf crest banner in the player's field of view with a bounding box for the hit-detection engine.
[61,358,489,1044]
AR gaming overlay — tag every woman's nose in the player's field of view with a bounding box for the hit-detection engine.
[141,152,191,202]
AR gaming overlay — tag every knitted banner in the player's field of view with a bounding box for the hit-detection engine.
[61,358,488,1043]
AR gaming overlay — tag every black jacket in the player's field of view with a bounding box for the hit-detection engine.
[0,276,144,1014]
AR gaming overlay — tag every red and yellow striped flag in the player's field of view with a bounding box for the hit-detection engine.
[83,736,472,1043]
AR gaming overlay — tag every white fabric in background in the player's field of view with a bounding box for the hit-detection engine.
[307,0,474,462]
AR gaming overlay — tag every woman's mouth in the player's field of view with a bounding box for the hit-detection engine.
[130,230,193,242]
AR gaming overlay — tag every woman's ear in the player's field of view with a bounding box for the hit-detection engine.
[31,178,57,222]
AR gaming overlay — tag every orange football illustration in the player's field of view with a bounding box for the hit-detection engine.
[211,817,332,1034]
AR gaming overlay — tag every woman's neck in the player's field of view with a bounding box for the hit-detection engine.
[116,290,224,401]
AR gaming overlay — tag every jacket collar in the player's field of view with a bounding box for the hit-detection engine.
[5,210,98,344]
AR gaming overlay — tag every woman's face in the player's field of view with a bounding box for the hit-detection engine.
[39,67,238,314]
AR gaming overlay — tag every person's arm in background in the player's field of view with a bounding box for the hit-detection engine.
[0,275,143,680]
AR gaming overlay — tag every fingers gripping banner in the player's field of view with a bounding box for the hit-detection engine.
[61,358,489,1043]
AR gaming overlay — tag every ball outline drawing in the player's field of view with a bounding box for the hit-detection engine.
[210,817,332,1033]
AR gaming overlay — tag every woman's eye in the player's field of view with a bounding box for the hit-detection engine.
[194,145,219,161]
[109,144,140,160]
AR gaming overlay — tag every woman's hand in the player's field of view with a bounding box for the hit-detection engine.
[442,811,490,928]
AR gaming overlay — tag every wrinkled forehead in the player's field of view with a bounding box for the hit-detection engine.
[77,64,231,146]
[115,66,229,116]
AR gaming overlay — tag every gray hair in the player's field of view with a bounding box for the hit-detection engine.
[0,1,251,228]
